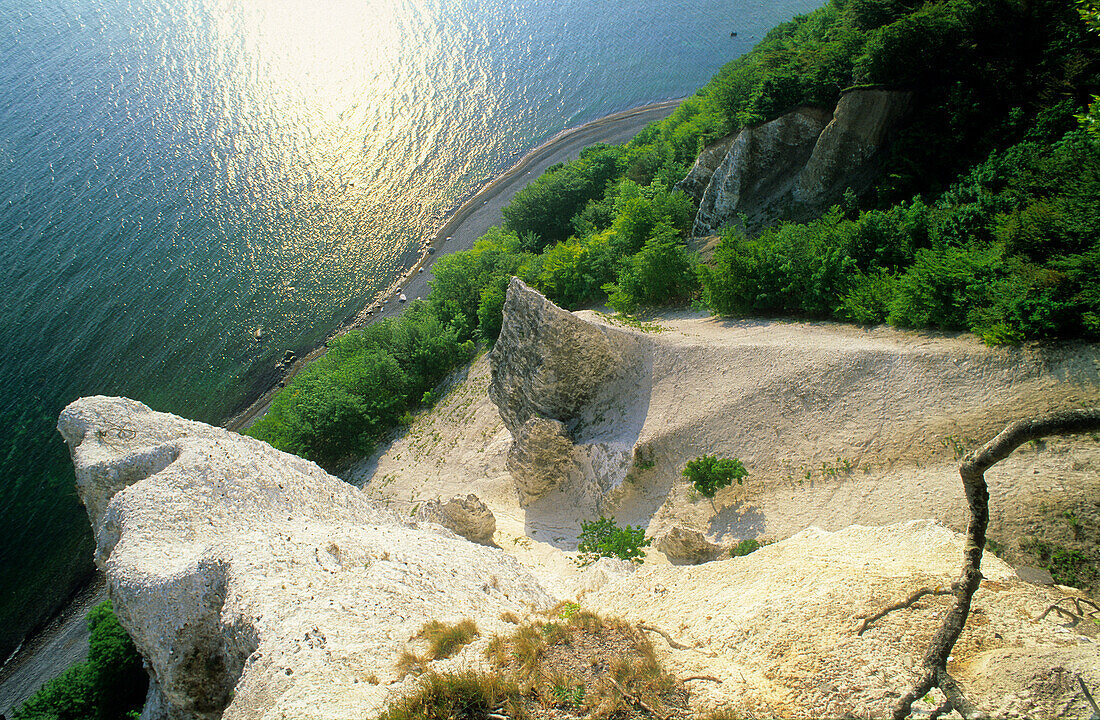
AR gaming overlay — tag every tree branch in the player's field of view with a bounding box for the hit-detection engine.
[857,587,952,635]
[892,408,1100,720]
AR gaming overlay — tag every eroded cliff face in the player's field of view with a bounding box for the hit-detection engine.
[687,89,911,236]
[489,278,651,506]
[58,396,552,720]
[59,294,1100,719]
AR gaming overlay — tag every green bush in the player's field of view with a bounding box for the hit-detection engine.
[683,455,748,499]
[576,517,651,566]
[14,600,146,720]
[838,268,897,324]
[888,245,1001,330]
[247,302,474,467]
[604,224,699,313]
[730,538,762,557]
[503,145,626,251]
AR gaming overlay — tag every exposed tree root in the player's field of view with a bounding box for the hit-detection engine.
[680,675,722,684]
[1079,675,1100,719]
[637,623,693,650]
[607,676,667,719]
[857,587,952,635]
[1037,596,1100,626]
[892,408,1100,720]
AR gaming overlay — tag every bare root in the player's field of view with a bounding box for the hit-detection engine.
[892,408,1100,720]
[857,586,952,636]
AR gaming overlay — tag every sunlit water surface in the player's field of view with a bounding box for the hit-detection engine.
[0,0,822,657]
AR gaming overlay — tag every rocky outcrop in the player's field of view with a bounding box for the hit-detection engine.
[655,525,725,564]
[416,494,497,545]
[675,132,738,201]
[693,106,832,236]
[690,89,911,236]
[489,278,652,505]
[505,417,577,504]
[489,278,646,435]
[792,89,912,209]
[58,396,552,720]
[592,520,1100,718]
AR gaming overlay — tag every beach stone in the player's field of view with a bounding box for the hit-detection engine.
[417,494,497,545]
[1015,565,1055,586]
[57,396,552,720]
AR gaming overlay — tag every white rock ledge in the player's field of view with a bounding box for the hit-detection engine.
[58,396,552,720]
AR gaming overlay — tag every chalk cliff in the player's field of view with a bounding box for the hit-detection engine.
[58,396,552,720]
[489,278,651,506]
[686,89,911,236]
[59,288,1100,719]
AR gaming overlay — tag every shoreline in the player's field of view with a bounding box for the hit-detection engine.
[0,97,682,715]
[224,97,683,432]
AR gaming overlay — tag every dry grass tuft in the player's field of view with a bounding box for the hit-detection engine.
[485,605,688,719]
[395,649,427,680]
[415,618,480,660]
[500,610,523,624]
[377,670,529,720]
[383,606,696,719]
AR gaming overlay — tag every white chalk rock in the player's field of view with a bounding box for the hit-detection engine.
[58,396,552,720]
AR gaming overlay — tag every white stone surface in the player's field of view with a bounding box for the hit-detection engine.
[58,396,552,720]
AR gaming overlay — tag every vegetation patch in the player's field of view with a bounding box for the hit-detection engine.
[378,670,527,720]
[576,517,651,567]
[1020,537,1100,591]
[416,618,481,660]
[12,600,146,720]
[479,605,689,720]
[729,539,762,558]
[683,456,748,499]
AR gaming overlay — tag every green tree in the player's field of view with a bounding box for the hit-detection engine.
[14,600,146,720]
[683,455,748,499]
[576,517,651,566]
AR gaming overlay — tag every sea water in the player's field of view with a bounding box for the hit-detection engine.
[0,0,822,658]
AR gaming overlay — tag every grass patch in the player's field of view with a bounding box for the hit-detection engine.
[480,606,688,719]
[1019,537,1100,591]
[378,670,528,720]
[416,618,480,660]
[729,539,761,557]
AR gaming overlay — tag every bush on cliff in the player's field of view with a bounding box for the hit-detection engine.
[683,455,749,500]
[503,144,626,252]
[13,600,146,720]
[576,517,651,566]
[604,224,699,313]
[247,302,474,467]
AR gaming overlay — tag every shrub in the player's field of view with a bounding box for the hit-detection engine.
[1019,537,1100,590]
[13,600,146,720]
[730,538,762,557]
[576,517,651,566]
[247,302,475,467]
[683,455,748,499]
[503,145,626,251]
[604,224,699,313]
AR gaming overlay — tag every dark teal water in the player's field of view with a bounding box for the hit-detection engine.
[0,0,822,658]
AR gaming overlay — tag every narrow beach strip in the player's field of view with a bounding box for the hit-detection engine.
[225,98,683,432]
